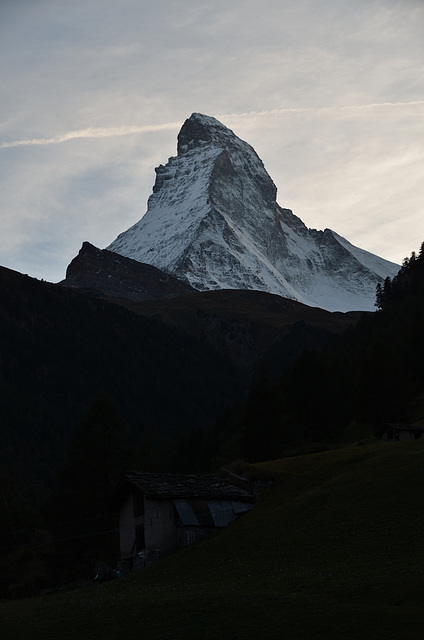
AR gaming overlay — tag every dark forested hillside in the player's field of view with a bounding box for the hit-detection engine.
[2,243,421,481]
[190,244,424,464]
[0,262,365,493]
[0,266,244,492]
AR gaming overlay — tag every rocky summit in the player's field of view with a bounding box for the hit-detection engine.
[107,113,399,311]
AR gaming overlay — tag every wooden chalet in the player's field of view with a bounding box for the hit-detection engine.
[116,471,256,567]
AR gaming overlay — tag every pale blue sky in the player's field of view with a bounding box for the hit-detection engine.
[1,0,423,281]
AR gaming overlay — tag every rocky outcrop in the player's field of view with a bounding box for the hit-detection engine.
[60,241,194,301]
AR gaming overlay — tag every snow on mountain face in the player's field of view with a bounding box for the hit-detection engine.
[107,113,399,312]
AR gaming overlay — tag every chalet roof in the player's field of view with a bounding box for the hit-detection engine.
[384,422,424,433]
[121,471,255,502]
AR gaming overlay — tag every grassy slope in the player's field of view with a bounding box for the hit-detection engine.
[2,442,424,639]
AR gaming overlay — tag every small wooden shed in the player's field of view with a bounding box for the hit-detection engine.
[116,471,256,565]
[381,422,424,442]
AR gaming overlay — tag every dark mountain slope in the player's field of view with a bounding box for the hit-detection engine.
[0,266,243,488]
[128,289,363,372]
[59,244,363,372]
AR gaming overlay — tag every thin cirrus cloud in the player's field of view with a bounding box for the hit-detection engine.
[2,101,424,150]
[219,100,424,119]
[0,123,182,149]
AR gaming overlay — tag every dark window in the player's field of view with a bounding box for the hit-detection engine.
[190,499,214,527]
[133,491,145,516]
[135,526,145,552]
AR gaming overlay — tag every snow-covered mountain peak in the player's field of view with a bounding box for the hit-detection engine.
[177,113,231,154]
[177,113,259,158]
[107,113,399,312]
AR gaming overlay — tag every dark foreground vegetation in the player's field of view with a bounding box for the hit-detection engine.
[2,442,424,640]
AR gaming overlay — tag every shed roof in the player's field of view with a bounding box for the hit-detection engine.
[384,422,424,433]
[121,471,255,502]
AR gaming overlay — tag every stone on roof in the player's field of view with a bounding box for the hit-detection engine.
[123,471,255,502]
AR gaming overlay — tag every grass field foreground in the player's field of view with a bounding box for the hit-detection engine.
[2,441,424,639]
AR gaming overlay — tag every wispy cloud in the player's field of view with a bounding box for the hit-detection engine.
[2,101,423,150]
[218,100,424,120]
[0,122,181,149]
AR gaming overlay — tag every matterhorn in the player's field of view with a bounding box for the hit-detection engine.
[108,113,398,311]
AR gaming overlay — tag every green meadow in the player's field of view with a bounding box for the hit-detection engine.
[2,441,424,639]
